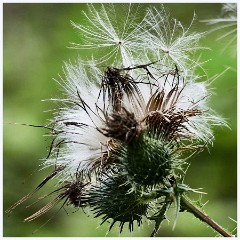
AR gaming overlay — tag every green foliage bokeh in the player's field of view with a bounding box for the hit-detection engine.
[3,3,237,237]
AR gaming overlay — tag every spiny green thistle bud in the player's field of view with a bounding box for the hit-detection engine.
[118,133,173,186]
[90,174,149,232]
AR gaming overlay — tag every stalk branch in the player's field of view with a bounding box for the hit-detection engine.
[181,195,233,237]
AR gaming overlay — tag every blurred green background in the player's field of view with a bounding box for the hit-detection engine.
[3,3,237,237]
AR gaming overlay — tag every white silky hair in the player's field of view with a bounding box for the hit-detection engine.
[45,3,227,180]
[70,3,148,68]
[142,6,207,75]
[201,3,237,54]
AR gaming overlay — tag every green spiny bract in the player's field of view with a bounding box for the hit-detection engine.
[118,133,174,187]
[90,174,149,232]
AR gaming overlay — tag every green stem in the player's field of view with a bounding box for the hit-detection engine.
[181,195,233,237]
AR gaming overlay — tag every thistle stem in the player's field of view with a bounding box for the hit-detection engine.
[181,195,233,237]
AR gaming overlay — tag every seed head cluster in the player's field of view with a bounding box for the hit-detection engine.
[7,3,227,235]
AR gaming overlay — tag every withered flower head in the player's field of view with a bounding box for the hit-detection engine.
[6,3,228,235]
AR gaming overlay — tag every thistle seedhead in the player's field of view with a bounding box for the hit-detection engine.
[24,175,90,222]
[6,3,230,236]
